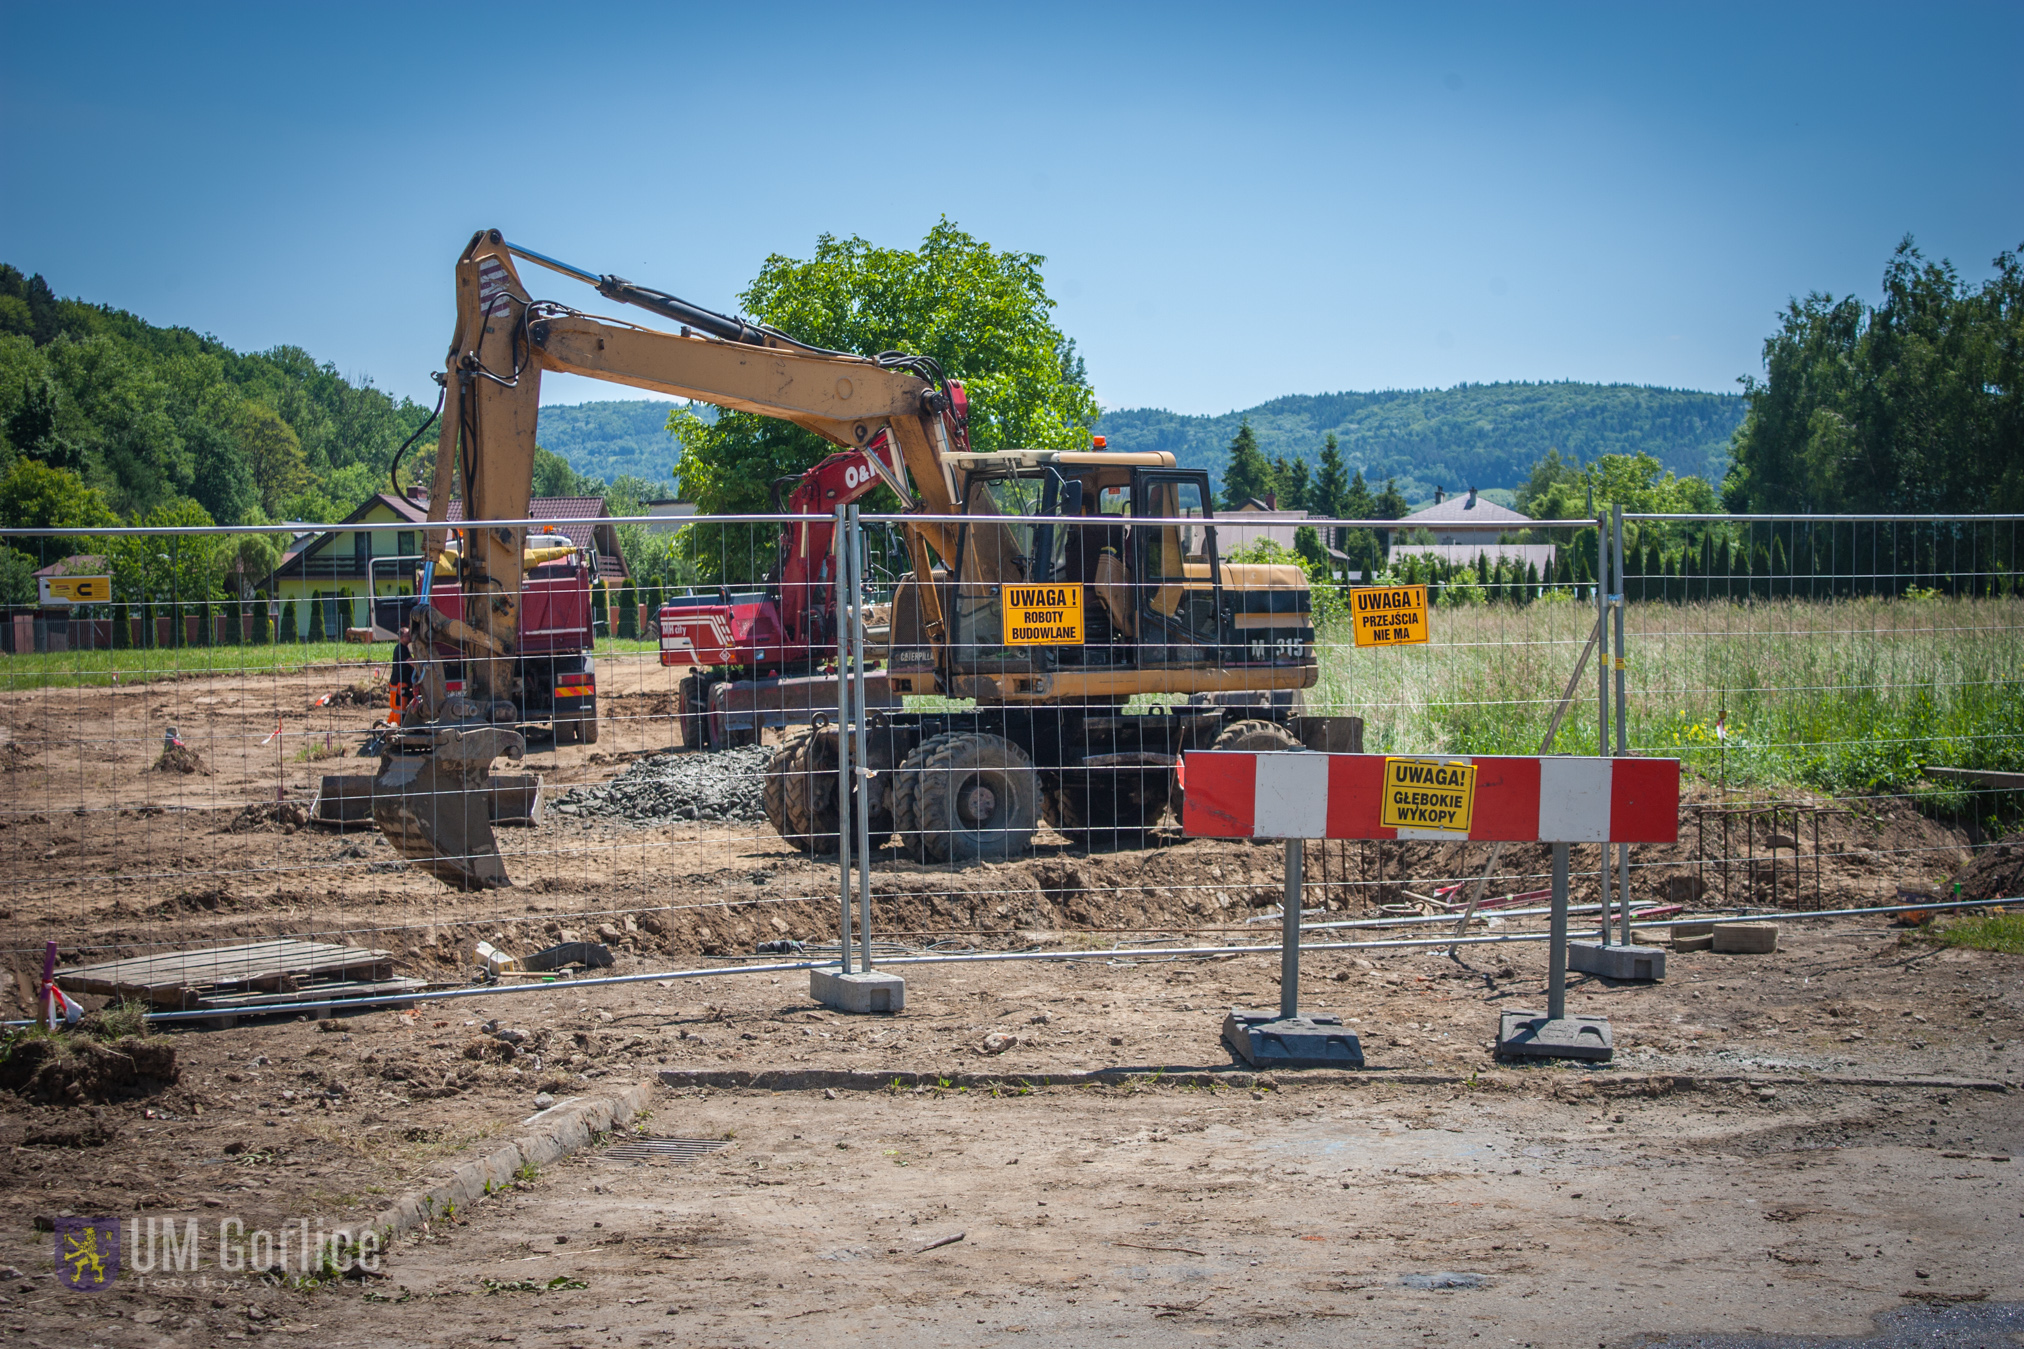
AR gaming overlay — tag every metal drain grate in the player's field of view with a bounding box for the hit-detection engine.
[600,1136,733,1164]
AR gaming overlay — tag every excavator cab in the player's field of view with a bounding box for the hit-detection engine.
[942,454,1226,681]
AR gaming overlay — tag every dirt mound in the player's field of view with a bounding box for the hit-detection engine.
[1952,833,2024,903]
[226,801,310,832]
[148,743,211,776]
[324,677,389,709]
[0,1034,179,1105]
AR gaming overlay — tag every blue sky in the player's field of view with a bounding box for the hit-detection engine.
[3,2,2018,415]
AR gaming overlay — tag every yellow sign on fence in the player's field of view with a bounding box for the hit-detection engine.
[1350,583,1429,647]
[37,575,111,605]
[1001,583,1085,646]
[1379,756,1476,833]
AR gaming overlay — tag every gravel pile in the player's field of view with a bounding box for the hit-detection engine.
[555,745,773,824]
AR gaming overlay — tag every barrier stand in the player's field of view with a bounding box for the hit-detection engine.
[1186,750,1681,1067]
[1496,841,1615,1060]
[1569,503,1669,984]
[1221,837,1367,1070]
[810,505,905,1015]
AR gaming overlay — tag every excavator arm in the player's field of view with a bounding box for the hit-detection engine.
[377,228,993,887]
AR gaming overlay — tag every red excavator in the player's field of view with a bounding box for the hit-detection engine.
[656,422,918,749]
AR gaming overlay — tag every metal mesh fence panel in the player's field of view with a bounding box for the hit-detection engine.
[2,508,2017,1026]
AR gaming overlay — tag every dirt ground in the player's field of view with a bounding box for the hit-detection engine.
[1,657,2021,1344]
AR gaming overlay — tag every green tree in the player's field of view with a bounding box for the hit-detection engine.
[1218,419,1272,510]
[236,401,311,515]
[1515,448,1581,516]
[1343,467,1374,519]
[187,422,260,525]
[1270,454,1310,512]
[1726,236,2024,513]
[106,499,218,637]
[4,371,80,472]
[1310,435,1348,519]
[0,458,118,530]
[672,220,1098,524]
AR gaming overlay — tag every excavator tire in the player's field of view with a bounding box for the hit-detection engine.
[1184,719,1304,824]
[891,732,969,862]
[763,727,841,854]
[1209,718,1302,753]
[1046,753,1175,853]
[912,732,1040,864]
[676,674,706,751]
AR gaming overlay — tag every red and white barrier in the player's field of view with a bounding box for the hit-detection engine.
[1180,752,1679,844]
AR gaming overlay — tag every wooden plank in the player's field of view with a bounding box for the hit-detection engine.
[60,939,328,983]
[62,940,390,981]
[56,940,394,1003]
[195,978,427,1010]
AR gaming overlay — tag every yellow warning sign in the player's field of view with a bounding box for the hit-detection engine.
[1351,584,1429,647]
[1380,757,1476,833]
[37,575,111,605]
[1001,583,1085,646]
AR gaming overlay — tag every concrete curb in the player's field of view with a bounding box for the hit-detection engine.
[364,1080,655,1245]
[656,1067,2009,1095]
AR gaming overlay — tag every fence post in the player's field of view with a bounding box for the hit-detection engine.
[1597,514,1613,944]
[833,504,853,976]
[850,504,873,976]
[1613,503,1633,946]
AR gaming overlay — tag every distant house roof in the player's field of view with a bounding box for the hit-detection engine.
[32,554,106,578]
[1398,488,1529,533]
[446,497,629,584]
[263,493,630,590]
[1390,542,1559,573]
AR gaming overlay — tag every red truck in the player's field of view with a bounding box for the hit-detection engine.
[377,547,601,745]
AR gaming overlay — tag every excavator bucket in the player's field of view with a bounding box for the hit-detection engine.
[371,725,527,890]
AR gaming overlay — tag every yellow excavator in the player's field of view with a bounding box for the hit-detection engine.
[374,229,1326,888]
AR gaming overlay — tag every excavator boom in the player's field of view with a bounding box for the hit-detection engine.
[373,230,977,887]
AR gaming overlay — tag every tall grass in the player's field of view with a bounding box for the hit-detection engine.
[1313,594,2024,794]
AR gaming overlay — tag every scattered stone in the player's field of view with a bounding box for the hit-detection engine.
[556,746,771,825]
[1399,1272,1488,1290]
[533,1092,555,1109]
[980,1032,1017,1055]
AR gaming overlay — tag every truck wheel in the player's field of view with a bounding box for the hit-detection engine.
[1046,754,1174,852]
[891,732,968,862]
[582,711,599,745]
[763,727,839,854]
[553,716,584,747]
[676,674,707,751]
[913,732,1040,863]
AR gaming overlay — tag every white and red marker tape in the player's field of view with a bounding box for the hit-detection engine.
[1180,752,1680,844]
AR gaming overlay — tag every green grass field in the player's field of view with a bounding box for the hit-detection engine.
[0,636,666,690]
[8,597,2019,800]
[1312,593,2024,795]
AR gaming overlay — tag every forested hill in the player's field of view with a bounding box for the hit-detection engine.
[534,399,696,486]
[1095,383,1743,503]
